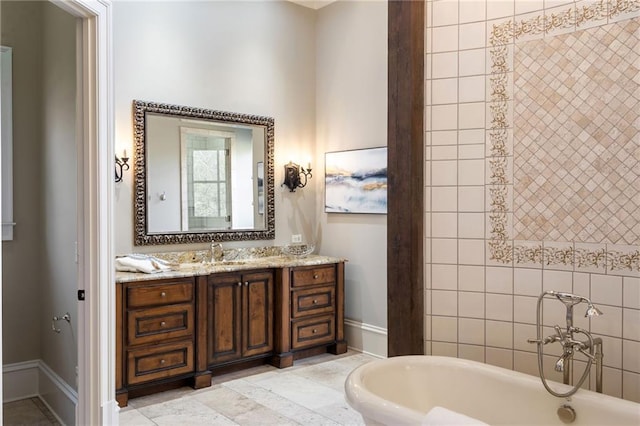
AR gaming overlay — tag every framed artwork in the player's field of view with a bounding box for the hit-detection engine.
[325,147,387,214]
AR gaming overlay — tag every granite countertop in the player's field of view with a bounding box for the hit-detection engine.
[115,254,345,283]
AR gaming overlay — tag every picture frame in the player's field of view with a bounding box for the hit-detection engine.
[325,147,387,214]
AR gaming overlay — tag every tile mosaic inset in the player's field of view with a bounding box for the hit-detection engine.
[488,0,640,271]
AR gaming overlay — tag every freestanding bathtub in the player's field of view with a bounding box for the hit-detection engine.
[345,355,640,425]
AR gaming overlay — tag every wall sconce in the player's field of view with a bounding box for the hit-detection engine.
[115,150,130,183]
[282,161,312,192]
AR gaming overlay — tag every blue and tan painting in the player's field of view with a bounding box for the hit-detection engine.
[325,147,387,214]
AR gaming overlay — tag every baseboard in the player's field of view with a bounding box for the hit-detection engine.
[345,319,388,358]
[3,360,77,425]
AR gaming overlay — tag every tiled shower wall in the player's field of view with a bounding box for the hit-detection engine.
[424,0,639,402]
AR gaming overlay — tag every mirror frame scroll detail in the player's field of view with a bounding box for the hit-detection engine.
[133,100,275,245]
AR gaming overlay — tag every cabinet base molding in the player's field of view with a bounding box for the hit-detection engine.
[192,371,213,389]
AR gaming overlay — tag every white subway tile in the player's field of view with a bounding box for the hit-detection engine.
[623,277,640,309]
[487,0,514,20]
[432,52,459,78]
[431,105,458,130]
[459,213,485,238]
[622,371,640,403]
[459,128,485,145]
[432,25,459,52]
[460,0,487,24]
[432,186,457,211]
[459,265,485,292]
[486,266,513,294]
[591,306,622,338]
[432,264,458,290]
[486,320,513,349]
[432,213,458,238]
[459,159,485,185]
[591,274,623,306]
[459,48,486,76]
[486,347,513,369]
[459,344,485,362]
[623,308,640,342]
[602,367,623,398]
[514,268,543,296]
[431,130,458,145]
[542,270,573,293]
[432,238,458,264]
[432,341,458,356]
[513,295,536,324]
[515,0,543,15]
[573,273,591,299]
[459,239,485,265]
[432,0,459,26]
[459,75,486,103]
[459,291,485,318]
[514,350,538,377]
[459,318,485,345]
[432,315,458,342]
[513,323,536,351]
[458,186,485,212]
[459,21,487,50]
[459,102,485,129]
[432,160,458,185]
[623,340,640,373]
[486,293,513,321]
[431,145,458,160]
[598,335,622,369]
[432,290,458,316]
[459,144,485,160]
[432,78,459,105]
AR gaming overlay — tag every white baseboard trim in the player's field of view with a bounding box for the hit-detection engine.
[3,359,77,425]
[345,319,388,358]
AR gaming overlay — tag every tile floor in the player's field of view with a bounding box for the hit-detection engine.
[120,350,375,426]
[3,397,61,426]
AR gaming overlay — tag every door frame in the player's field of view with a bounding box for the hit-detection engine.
[51,0,116,423]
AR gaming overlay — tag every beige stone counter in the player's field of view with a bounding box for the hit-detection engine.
[115,254,346,283]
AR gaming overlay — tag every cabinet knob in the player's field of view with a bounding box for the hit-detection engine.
[237,282,242,287]
[160,359,166,365]
[160,321,166,327]
[312,299,318,304]
[312,329,318,334]
[160,291,167,298]
[244,281,249,286]
[313,274,319,279]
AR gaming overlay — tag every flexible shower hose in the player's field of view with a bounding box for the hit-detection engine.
[534,292,593,398]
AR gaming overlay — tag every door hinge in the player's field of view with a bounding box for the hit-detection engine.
[77,290,85,301]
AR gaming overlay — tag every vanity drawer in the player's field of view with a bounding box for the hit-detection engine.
[127,303,194,346]
[291,314,335,349]
[291,286,335,318]
[291,265,335,288]
[127,280,193,308]
[127,340,194,385]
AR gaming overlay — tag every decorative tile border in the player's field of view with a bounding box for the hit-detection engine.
[488,0,640,271]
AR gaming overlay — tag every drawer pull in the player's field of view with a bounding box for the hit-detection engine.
[237,282,242,287]
[312,329,318,334]
[160,291,167,298]
[312,299,318,304]
[160,359,166,365]
[313,274,319,279]
[160,321,166,327]
[244,281,249,287]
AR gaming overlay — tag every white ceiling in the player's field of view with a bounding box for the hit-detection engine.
[287,0,337,10]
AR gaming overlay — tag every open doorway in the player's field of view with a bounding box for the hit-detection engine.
[1,0,115,424]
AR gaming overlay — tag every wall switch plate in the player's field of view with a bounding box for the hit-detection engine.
[291,234,302,243]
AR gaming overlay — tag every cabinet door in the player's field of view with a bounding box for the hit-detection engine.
[207,274,242,364]
[242,271,274,357]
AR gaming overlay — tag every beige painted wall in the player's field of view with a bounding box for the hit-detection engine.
[315,0,388,332]
[113,0,318,255]
[1,0,44,365]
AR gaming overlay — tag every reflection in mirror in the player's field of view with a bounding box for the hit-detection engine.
[133,100,274,245]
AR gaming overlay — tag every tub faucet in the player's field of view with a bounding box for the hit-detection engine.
[210,243,224,262]
[528,290,604,398]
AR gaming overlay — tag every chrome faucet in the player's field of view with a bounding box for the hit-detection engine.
[210,243,224,262]
[528,290,604,398]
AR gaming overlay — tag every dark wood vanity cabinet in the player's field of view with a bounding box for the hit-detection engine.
[116,277,198,407]
[206,270,274,365]
[116,261,346,407]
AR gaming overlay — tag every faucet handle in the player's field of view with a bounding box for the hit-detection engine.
[527,335,556,345]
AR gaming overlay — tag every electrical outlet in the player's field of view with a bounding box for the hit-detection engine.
[291,234,302,243]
